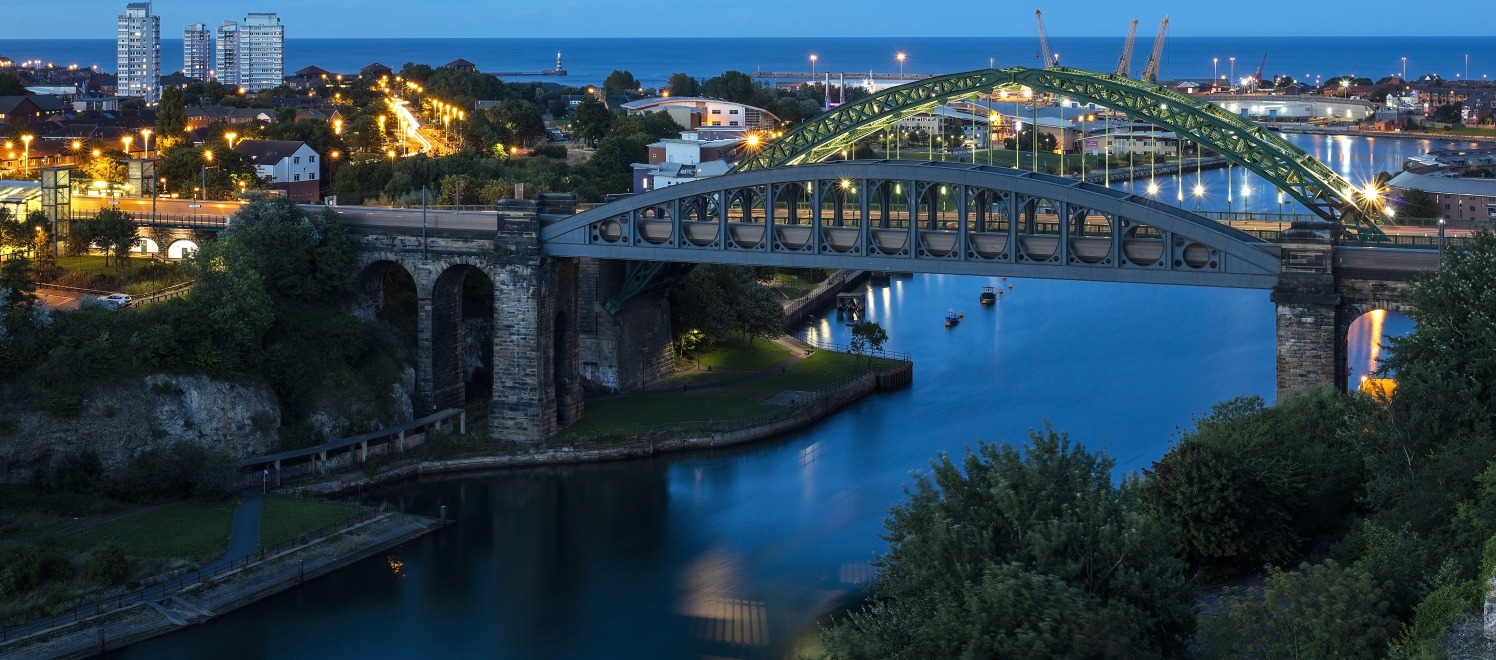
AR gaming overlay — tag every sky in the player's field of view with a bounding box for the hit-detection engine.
[5,0,1496,39]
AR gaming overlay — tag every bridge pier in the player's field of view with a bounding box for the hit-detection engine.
[1271,220,1344,398]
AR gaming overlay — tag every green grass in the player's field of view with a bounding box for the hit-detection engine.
[257,496,361,551]
[561,347,903,438]
[49,255,189,295]
[59,499,236,560]
[694,337,790,371]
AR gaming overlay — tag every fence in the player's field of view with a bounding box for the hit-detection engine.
[0,506,380,645]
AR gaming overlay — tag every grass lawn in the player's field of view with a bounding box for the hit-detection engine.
[59,498,236,560]
[50,254,189,295]
[561,347,903,438]
[693,337,790,371]
[257,496,361,551]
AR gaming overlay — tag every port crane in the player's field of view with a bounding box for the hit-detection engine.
[1141,16,1170,83]
[1116,19,1139,77]
[1035,10,1057,68]
[1252,52,1268,86]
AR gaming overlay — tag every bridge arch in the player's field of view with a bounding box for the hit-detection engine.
[431,263,494,412]
[543,161,1281,289]
[734,66,1382,239]
[359,260,419,358]
[130,237,160,255]
[166,239,199,260]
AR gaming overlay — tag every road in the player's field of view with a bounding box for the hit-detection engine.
[389,98,434,155]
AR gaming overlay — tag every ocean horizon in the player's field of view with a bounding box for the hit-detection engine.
[4,36,1494,88]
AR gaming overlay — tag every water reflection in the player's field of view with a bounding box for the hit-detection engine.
[1346,308,1415,389]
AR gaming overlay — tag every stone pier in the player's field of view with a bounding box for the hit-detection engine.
[1271,220,1343,398]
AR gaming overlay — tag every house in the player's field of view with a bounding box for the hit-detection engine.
[444,59,477,73]
[0,95,67,124]
[232,139,320,202]
[1388,170,1496,223]
[360,62,393,79]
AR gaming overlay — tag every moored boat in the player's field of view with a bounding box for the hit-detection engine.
[980,286,997,305]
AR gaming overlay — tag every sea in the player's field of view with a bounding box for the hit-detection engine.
[4,36,1495,87]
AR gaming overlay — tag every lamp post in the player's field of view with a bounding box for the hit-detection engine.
[122,135,133,157]
[1213,57,1219,86]
[1438,218,1447,267]
[896,52,906,80]
[21,134,31,176]
[1401,56,1407,81]
[201,149,213,200]
[1229,57,1236,90]
[225,132,238,150]
[810,53,817,76]
[140,128,151,159]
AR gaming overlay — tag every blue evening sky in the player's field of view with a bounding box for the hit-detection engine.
[6,0,1495,39]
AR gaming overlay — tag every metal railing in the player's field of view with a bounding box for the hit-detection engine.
[0,505,379,645]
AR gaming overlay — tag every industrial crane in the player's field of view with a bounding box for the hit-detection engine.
[1035,10,1056,68]
[1116,19,1139,77]
[1141,16,1170,83]
[1252,52,1269,86]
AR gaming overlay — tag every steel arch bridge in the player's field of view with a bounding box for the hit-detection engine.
[540,160,1282,294]
[734,66,1384,240]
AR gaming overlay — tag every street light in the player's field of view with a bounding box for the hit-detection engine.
[1229,57,1236,90]
[810,53,818,76]
[201,149,214,200]
[1341,78,1351,99]
[1401,56,1407,81]
[140,128,151,159]
[896,52,906,79]
[122,135,133,156]
[1438,218,1447,266]
[1213,57,1219,85]
[225,132,238,149]
[20,134,31,176]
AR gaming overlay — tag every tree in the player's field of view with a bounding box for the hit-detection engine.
[155,86,188,147]
[571,95,613,147]
[0,256,37,318]
[85,208,140,274]
[1197,560,1398,659]
[1396,187,1437,220]
[669,265,783,345]
[849,319,888,364]
[603,70,640,94]
[823,429,1194,658]
[701,70,758,104]
[85,541,130,586]
[495,98,547,146]
[1431,102,1463,124]
[0,73,30,96]
[1005,126,1057,152]
[666,73,699,97]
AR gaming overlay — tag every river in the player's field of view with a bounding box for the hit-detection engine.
[114,135,1423,659]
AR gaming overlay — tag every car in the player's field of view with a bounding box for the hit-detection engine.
[99,293,132,309]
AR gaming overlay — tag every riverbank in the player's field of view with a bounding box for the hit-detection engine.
[0,511,444,659]
[1270,124,1496,143]
[285,355,913,497]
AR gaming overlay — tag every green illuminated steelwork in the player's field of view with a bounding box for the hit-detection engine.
[736,66,1385,240]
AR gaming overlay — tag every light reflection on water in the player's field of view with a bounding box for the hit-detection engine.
[1346,308,1416,388]
[114,134,1428,660]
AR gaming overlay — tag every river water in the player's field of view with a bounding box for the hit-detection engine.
[115,135,1423,660]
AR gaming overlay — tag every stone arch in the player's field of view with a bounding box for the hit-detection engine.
[130,237,160,254]
[431,263,494,412]
[1342,307,1415,392]
[166,239,199,259]
[359,260,419,359]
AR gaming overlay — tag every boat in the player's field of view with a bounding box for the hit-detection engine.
[980,286,997,305]
[945,308,961,327]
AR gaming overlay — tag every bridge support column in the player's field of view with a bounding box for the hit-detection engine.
[1271,220,1343,399]
[488,201,583,442]
[415,287,435,413]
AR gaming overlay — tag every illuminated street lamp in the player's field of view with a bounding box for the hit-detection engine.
[810,53,818,76]
[140,128,151,159]
[896,52,906,79]
[225,132,238,149]
[122,135,133,156]
[21,134,32,175]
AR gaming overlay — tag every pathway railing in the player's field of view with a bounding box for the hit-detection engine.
[0,505,379,645]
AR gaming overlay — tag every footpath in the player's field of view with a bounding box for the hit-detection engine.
[0,509,445,659]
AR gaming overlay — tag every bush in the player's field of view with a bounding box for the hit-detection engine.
[110,442,235,502]
[531,144,567,159]
[1390,579,1483,658]
[0,543,44,597]
[50,448,106,495]
[1198,560,1399,659]
[85,541,129,586]
[42,394,82,418]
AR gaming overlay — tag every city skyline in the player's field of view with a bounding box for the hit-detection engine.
[8,0,1496,39]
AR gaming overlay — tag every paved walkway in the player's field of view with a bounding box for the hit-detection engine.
[205,490,262,571]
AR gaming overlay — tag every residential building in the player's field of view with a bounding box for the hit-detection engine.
[184,23,211,80]
[215,21,239,86]
[233,139,320,202]
[116,2,160,102]
[0,96,67,124]
[239,13,284,92]
[444,59,478,73]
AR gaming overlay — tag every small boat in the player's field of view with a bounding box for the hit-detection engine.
[945,308,961,327]
[980,286,997,305]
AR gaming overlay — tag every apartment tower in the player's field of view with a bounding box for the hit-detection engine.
[116,2,160,102]
[184,23,211,80]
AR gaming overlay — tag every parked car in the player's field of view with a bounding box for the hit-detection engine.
[99,293,132,309]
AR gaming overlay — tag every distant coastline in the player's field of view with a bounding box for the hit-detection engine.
[4,36,1494,87]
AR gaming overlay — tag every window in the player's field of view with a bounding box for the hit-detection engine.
[711,109,721,115]
[729,109,739,114]
[308,155,315,163]
[293,173,300,181]
[309,172,315,180]
[293,156,300,163]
